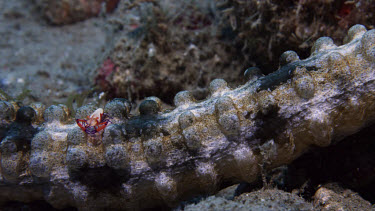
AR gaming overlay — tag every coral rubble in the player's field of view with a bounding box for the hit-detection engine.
[0,25,375,210]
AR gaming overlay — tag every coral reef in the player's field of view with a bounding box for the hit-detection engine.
[98,0,375,103]
[0,25,375,210]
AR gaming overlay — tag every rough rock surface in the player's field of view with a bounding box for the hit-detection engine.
[314,183,373,210]
[181,183,373,211]
[183,188,313,211]
[0,25,375,210]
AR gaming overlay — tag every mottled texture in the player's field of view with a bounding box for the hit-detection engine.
[183,189,313,211]
[43,104,69,123]
[314,183,373,210]
[0,100,15,123]
[35,0,120,25]
[0,25,375,210]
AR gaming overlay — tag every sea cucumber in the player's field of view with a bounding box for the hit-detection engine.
[0,24,375,210]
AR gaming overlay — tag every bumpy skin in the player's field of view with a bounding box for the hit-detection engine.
[0,25,375,210]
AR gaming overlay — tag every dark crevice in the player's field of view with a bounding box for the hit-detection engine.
[2,200,77,211]
[263,122,375,203]
[253,105,287,143]
[69,165,129,193]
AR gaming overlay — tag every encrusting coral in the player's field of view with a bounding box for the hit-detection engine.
[0,25,375,210]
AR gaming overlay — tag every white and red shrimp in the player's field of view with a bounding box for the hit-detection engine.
[76,108,111,135]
